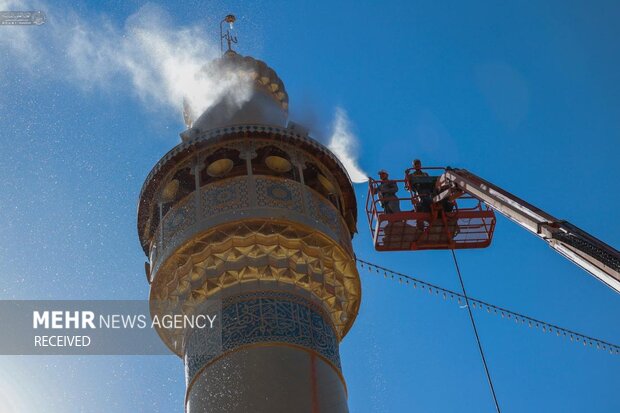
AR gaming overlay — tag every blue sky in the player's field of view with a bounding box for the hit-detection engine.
[1,0,619,412]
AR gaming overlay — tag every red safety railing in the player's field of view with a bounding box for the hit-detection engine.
[366,168,496,251]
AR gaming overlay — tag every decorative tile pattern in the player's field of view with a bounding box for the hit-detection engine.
[152,219,360,352]
[311,192,339,228]
[162,195,196,246]
[307,190,351,250]
[184,292,340,382]
[154,176,353,272]
[137,125,357,258]
[256,177,304,213]
[202,178,250,216]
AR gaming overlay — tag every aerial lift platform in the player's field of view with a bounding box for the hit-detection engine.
[367,166,620,293]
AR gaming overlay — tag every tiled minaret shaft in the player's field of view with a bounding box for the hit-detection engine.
[137,50,360,413]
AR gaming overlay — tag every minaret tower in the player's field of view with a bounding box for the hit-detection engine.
[137,17,361,412]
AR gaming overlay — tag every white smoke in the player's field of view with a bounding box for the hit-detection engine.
[0,1,253,121]
[2,2,370,179]
[327,108,368,183]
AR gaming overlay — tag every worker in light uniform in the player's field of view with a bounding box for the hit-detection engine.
[376,170,400,214]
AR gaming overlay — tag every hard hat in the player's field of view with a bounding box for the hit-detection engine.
[378,169,388,175]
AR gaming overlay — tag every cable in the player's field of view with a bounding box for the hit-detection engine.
[451,249,501,413]
[355,257,620,355]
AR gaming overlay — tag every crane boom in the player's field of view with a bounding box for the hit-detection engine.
[434,168,620,294]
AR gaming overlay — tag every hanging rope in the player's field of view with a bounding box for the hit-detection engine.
[451,249,501,413]
[355,257,620,356]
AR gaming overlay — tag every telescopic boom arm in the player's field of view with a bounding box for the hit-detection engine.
[434,168,620,294]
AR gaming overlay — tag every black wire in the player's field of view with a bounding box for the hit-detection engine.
[451,249,501,413]
[355,257,620,353]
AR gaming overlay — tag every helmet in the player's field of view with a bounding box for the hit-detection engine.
[378,169,388,176]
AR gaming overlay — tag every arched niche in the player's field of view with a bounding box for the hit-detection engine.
[251,145,299,181]
[160,166,195,217]
[200,148,245,186]
[302,161,343,212]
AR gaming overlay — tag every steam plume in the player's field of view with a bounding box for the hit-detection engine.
[0,2,253,120]
[2,1,369,182]
[328,108,368,183]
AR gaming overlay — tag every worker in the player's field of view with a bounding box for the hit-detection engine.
[407,159,432,213]
[376,170,400,214]
[408,159,456,213]
[411,159,428,177]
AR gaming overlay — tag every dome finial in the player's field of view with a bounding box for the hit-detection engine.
[220,14,237,55]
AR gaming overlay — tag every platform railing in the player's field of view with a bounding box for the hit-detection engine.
[366,169,496,251]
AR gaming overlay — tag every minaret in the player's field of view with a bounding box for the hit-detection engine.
[137,17,361,412]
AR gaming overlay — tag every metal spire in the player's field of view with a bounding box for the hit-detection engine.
[220,14,237,54]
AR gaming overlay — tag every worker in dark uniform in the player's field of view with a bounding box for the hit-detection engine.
[408,159,456,214]
[376,170,400,214]
[411,159,427,177]
[407,159,432,213]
